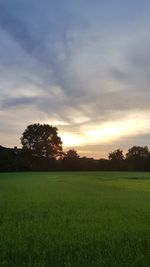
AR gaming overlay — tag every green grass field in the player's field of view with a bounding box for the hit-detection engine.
[1,172,150,267]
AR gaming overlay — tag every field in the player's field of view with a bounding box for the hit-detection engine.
[1,172,150,266]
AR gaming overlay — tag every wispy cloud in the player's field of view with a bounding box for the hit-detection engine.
[0,0,150,157]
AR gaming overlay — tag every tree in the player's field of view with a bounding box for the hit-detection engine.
[63,149,80,170]
[108,149,124,161]
[64,149,80,159]
[126,146,150,171]
[21,123,63,158]
[126,146,150,159]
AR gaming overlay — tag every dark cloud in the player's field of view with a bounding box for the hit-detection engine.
[2,96,38,109]
[110,67,129,82]
[0,0,150,157]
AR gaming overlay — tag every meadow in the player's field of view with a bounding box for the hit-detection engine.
[0,172,150,266]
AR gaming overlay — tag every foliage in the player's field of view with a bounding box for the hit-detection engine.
[21,123,63,159]
[1,123,150,171]
[108,149,124,161]
[64,149,80,159]
[126,146,150,159]
[63,149,80,170]
[125,146,150,171]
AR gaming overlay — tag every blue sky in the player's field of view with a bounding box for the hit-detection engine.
[0,0,150,158]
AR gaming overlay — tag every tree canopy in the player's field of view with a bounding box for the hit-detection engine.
[21,123,63,158]
[126,146,150,159]
[108,149,124,161]
[64,149,80,159]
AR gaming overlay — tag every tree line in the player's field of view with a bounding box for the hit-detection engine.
[1,123,150,172]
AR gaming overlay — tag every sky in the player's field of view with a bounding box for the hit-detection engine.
[0,0,150,158]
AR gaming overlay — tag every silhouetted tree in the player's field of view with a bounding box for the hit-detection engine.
[0,146,21,171]
[64,149,80,159]
[63,149,80,170]
[126,146,150,159]
[108,149,124,161]
[21,123,63,159]
[108,149,124,170]
[126,146,150,171]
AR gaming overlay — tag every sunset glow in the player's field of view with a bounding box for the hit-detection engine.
[0,1,150,158]
[61,133,83,147]
[61,112,150,149]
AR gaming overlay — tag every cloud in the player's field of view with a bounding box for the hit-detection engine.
[0,0,150,157]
